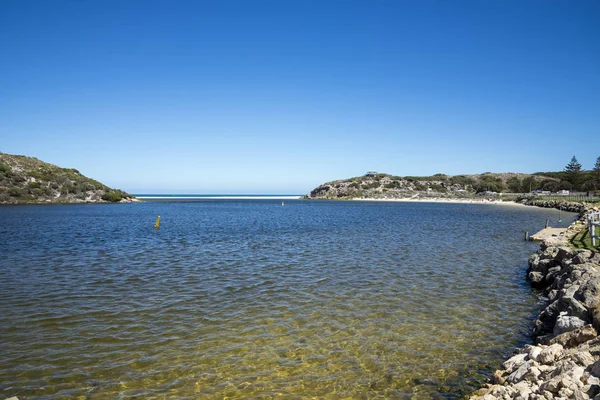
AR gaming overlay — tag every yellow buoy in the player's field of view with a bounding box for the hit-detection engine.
[154,216,161,229]
[282,201,284,206]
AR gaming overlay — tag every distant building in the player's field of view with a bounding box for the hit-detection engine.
[558,190,570,195]
[365,171,378,177]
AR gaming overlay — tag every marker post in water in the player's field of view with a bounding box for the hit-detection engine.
[154,216,161,229]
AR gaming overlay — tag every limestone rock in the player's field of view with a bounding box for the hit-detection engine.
[503,352,528,374]
[555,312,587,335]
[538,343,565,364]
[527,345,543,363]
[508,360,538,384]
[559,297,590,322]
[571,351,597,367]
[549,326,598,349]
[577,279,600,309]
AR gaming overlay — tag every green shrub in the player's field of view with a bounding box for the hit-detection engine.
[430,184,448,193]
[361,182,379,190]
[449,175,475,187]
[0,163,11,173]
[8,188,24,197]
[102,191,124,202]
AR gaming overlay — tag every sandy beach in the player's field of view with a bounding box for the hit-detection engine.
[350,197,530,207]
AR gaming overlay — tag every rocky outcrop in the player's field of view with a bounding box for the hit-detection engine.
[472,209,600,400]
[306,174,482,200]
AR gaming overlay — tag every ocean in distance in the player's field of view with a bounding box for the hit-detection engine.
[0,199,576,399]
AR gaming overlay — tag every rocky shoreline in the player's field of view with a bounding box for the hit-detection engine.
[518,198,590,214]
[471,206,600,400]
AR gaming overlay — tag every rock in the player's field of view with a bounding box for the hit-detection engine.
[572,351,597,367]
[556,247,575,261]
[493,369,507,385]
[538,343,564,364]
[529,271,546,287]
[588,384,600,398]
[527,345,543,362]
[559,297,590,322]
[590,360,600,377]
[512,381,533,399]
[591,305,600,333]
[534,301,560,337]
[539,391,555,400]
[568,366,587,387]
[587,375,600,386]
[503,353,528,373]
[487,384,508,397]
[536,259,557,275]
[508,360,538,384]
[546,267,563,284]
[577,279,600,309]
[555,312,587,335]
[540,374,563,393]
[574,250,593,265]
[550,326,598,348]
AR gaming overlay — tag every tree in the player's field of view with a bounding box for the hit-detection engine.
[521,176,539,193]
[564,156,582,190]
[595,156,600,181]
[507,176,522,193]
[540,179,559,192]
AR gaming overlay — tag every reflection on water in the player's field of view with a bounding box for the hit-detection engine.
[0,201,574,399]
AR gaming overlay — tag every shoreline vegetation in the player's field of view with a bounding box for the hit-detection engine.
[0,152,137,205]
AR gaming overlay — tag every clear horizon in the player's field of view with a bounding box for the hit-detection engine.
[1,0,599,194]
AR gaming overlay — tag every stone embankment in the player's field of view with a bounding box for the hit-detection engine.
[471,208,600,400]
[519,198,589,214]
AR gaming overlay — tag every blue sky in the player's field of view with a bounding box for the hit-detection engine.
[1,0,599,194]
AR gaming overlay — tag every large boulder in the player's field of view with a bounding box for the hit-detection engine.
[549,325,598,348]
[554,312,587,335]
[575,278,600,309]
[538,343,565,364]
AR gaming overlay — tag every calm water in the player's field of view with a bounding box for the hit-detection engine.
[0,200,574,399]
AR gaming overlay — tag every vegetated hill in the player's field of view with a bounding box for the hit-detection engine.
[0,152,136,204]
[305,172,567,200]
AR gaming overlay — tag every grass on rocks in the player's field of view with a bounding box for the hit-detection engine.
[570,227,600,252]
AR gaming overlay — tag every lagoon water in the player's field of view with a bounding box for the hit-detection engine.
[0,200,575,399]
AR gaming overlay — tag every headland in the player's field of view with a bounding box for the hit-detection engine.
[0,152,137,204]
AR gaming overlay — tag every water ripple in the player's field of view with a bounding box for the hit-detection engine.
[0,201,575,399]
